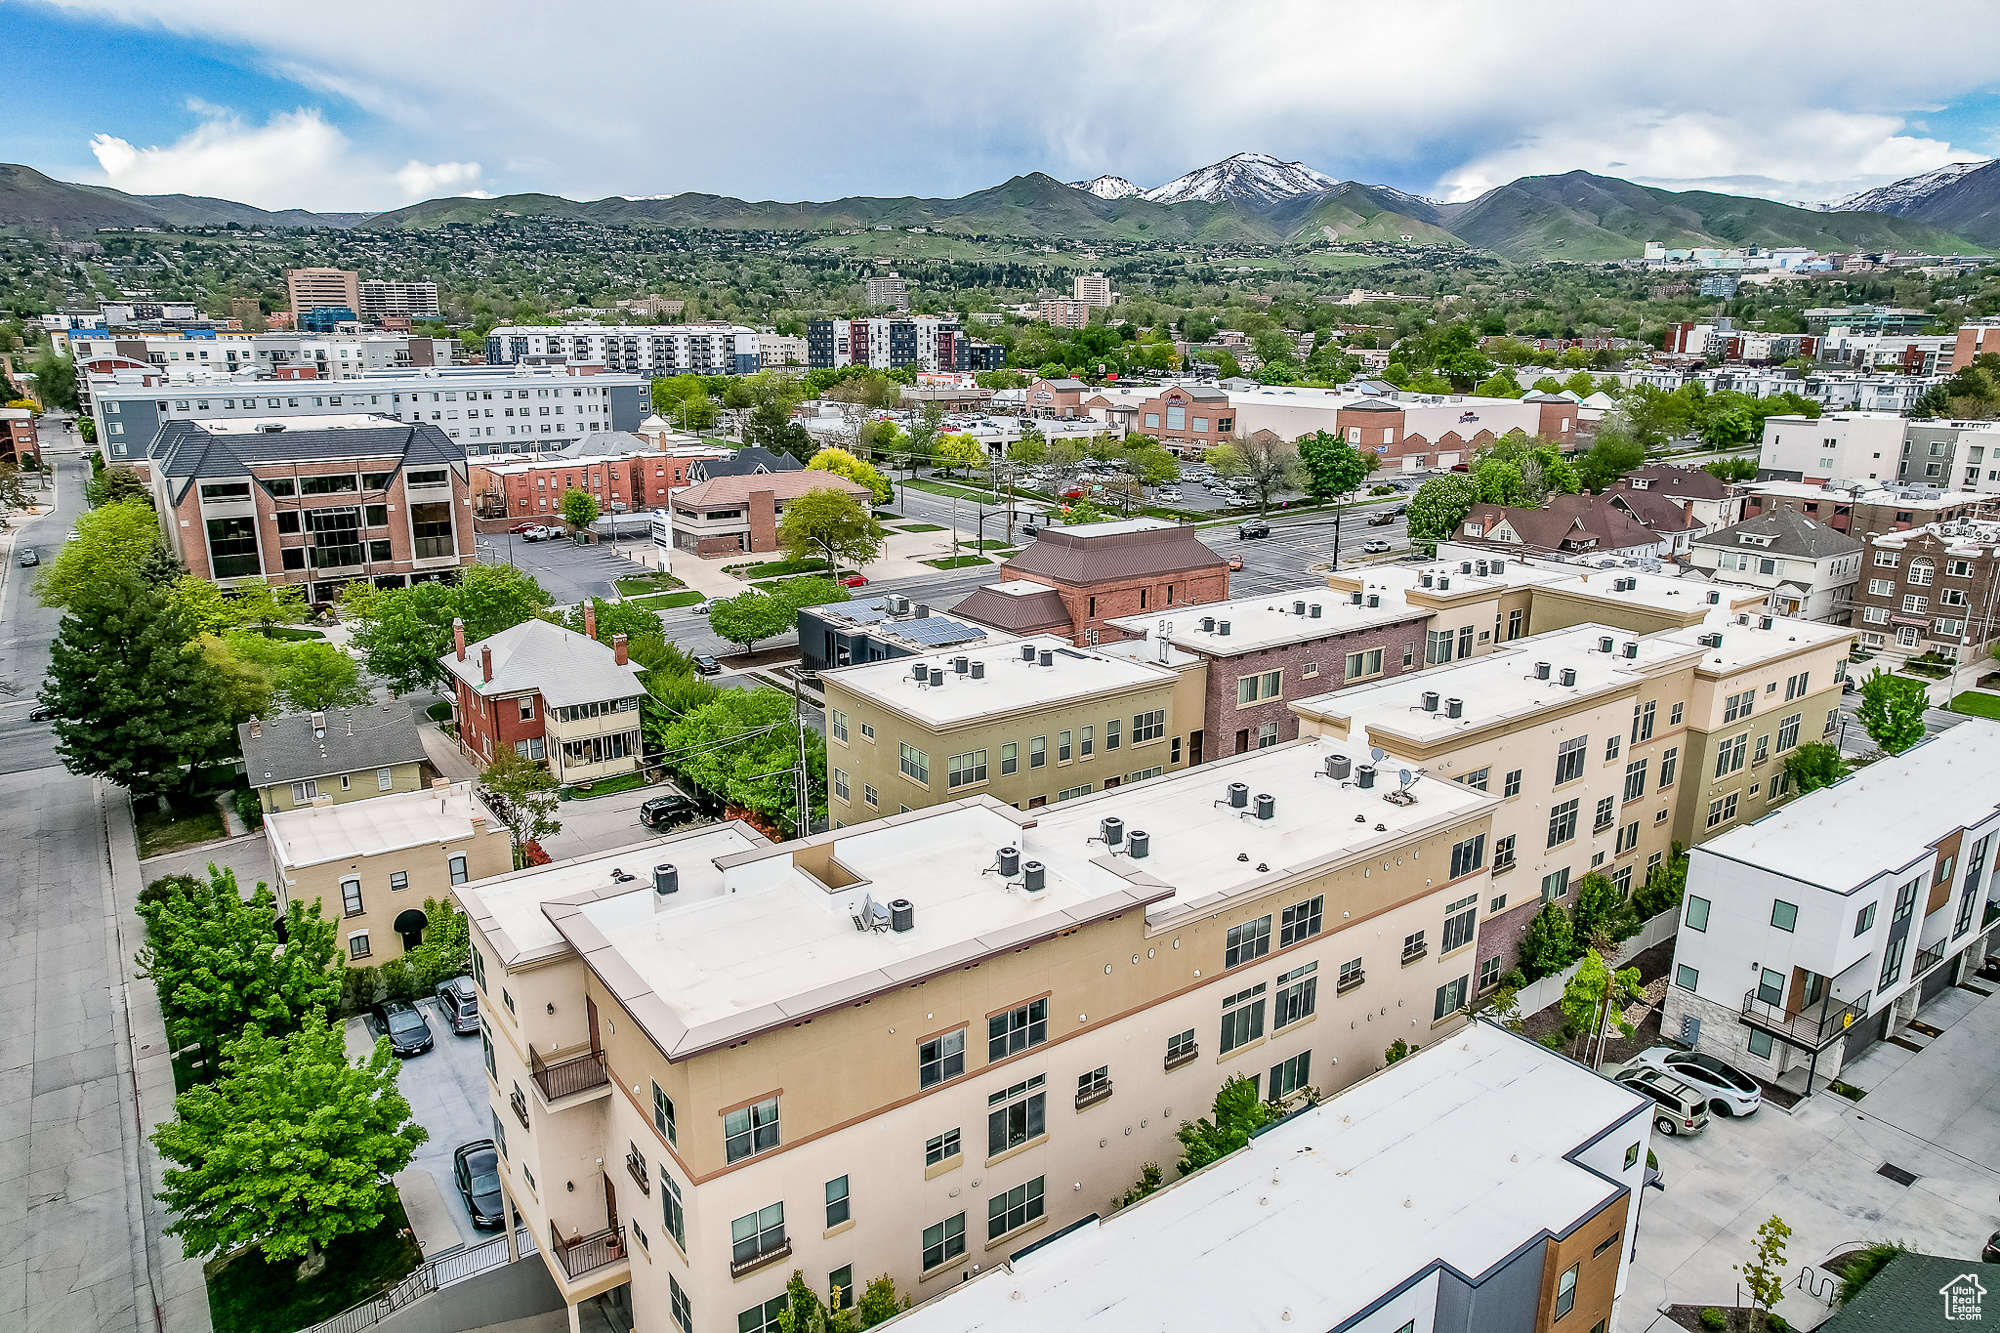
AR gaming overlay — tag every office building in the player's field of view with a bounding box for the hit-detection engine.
[1662,721,2000,1089]
[865,272,909,311]
[666,470,873,558]
[485,324,761,377]
[797,596,992,677]
[147,416,475,599]
[1071,273,1112,308]
[885,1022,1650,1333]
[358,279,441,321]
[457,734,1499,1333]
[1756,411,1907,485]
[286,267,362,320]
[470,434,724,521]
[951,518,1230,647]
[442,613,649,783]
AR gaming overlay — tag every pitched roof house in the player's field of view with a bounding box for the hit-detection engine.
[239,703,432,814]
[1689,508,1864,622]
[440,614,649,785]
[1456,493,1669,560]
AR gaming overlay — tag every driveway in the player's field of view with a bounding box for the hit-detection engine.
[1627,980,2000,1331]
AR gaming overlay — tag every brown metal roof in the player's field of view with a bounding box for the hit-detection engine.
[672,470,870,507]
[950,584,1072,634]
[1001,524,1226,587]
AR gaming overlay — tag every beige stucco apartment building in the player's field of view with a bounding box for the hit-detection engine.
[457,736,1498,1333]
[265,778,514,965]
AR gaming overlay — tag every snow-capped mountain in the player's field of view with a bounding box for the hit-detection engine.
[1826,161,1991,215]
[1141,152,1342,207]
[1068,174,1142,200]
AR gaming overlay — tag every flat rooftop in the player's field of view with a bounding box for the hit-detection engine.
[822,634,1172,726]
[502,736,1495,1057]
[190,412,399,433]
[1652,607,1852,673]
[1293,624,1700,748]
[266,781,502,868]
[1700,719,2000,892]
[1057,517,1179,538]
[1107,585,1424,656]
[885,1022,1646,1333]
[1535,566,1758,616]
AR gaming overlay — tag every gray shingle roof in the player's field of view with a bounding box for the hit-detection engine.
[1819,1252,1992,1332]
[693,447,804,480]
[150,418,465,506]
[1691,507,1863,560]
[239,703,429,787]
[440,618,647,709]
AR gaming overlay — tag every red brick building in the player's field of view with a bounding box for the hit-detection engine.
[951,518,1230,646]
[1125,385,1235,453]
[0,407,36,463]
[441,612,648,783]
[668,470,873,558]
[1331,393,1579,470]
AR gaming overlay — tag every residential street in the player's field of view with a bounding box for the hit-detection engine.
[0,442,154,1333]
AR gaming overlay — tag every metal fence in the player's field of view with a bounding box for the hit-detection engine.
[299,1227,537,1333]
[1510,907,1682,1018]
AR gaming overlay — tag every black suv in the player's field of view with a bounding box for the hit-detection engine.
[1238,521,1271,540]
[434,976,479,1035]
[373,1000,434,1057]
[640,791,701,830]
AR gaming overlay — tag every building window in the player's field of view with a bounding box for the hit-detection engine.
[1554,736,1588,785]
[730,1202,787,1269]
[1706,793,1739,829]
[922,1213,966,1270]
[670,1277,692,1333]
[652,1081,676,1145]
[1441,893,1478,952]
[1503,769,1522,797]
[723,1096,780,1162]
[661,1170,685,1248]
[1493,834,1516,871]
[1030,736,1046,768]
[1225,915,1272,967]
[1279,895,1323,947]
[1622,760,1648,802]
[1541,867,1571,902]
[340,878,363,916]
[825,1176,850,1229]
[1434,975,1469,1021]
[1713,733,1748,777]
[1604,733,1621,761]
[1659,747,1678,788]
[1273,961,1318,1028]
[291,779,319,804]
[1457,767,1490,792]
[1219,983,1267,1054]
[863,784,878,808]
[1105,718,1121,749]
[832,768,850,802]
[926,1128,961,1167]
[1000,741,1017,775]
[1670,702,1685,726]
[899,743,929,785]
[1685,895,1710,931]
[830,709,847,742]
[919,1030,965,1088]
[1450,835,1485,878]
[1057,783,1092,802]
[348,932,370,959]
[1555,1262,1579,1320]
[988,999,1048,1061]
[1236,670,1281,705]
[449,854,467,885]
[1345,648,1383,681]
[987,1177,1045,1241]
[205,516,261,579]
[1080,726,1092,758]
[1594,796,1616,832]
[987,1075,1046,1155]
[947,750,987,789]
[1771,899,1798,932]
[1132,709,1164,743]
[1675,963,1699,992]
[1632,700,1656,742]
[1269,1050,1312,1101]
[1776,713,1801,752]
[377,767,394,792]
[1480,955,1502,990]
[1076,1065,1111,1105]
[1547,799,1579,848]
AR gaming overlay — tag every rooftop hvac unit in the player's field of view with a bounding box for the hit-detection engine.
[997,846,1020,877]
[1366,594,1380,608]
[1128,830,1149,858]
[1021,644,1037,662]
[1438,577,1450,590]
[1559,667,1577,687]
[1309,604,1322,618]
[970,660,986,679]
[1535,661,1551,680]
[1099,816,1125,847]
[1255,793,1275,820]
[1201,616,1217,632]
[653,864,678,896]
[912,663,929,682]
[1422,690,1440,712]
[1421,573,1434,588]
[1623,642,1638,659]
[889,899,914,933]
[929,668,944,687]
[1023,861,1046,892]
[1227,782,1249,809]
[1445,697,1463,718]
[1038,650,1054,667]
[1460,562,1472,574]
[1356,764,1376,789]
[1294,600,1307,615]
[1492,559,1505,573]
[1324,754,1351,780]
[1218,620,1232,635]
[1350,591,1362,605]
[1599,636,1615,653]
[954,656,969,674]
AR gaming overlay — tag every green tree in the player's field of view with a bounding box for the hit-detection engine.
[231,577,310,632]
[1174,1073,1272,1176]
[1295,430,1375,501]
[1855,668,1929,753]
[400,897,472,990]
[479,750,558,861]
[1632,843,1689,920]
[42,569,231,795]
[275,641,373,712]
[1474,370,1524,398]
[151,1020,427,1268]
[805,447,893,505]
[708,589,795,654]
[348,565,552,694]
[1006,433,1048,466]
[559,597,667,652]
[649,687,823,836]
[1560,948,1643,1067]
[86,463,151,508]
[851,1273,905,1328]
[1517,901,1578,980]
[1577,430,1647,492]
[136,864,342,1066]
[773,575,852,613]
[1405,473,1481,553]
[1121,440,1181,486]
[1573,871,1640,947]
[27,344,78,411]
[168,576,244,636]
[1384,1038,1411,1065]
[560,487,600,535]
[1211,432,1303,515]
[933,433,987,477]
[1702,455,1759,483]
[1781,741,1847,795]
[36,498,165,609]
[198,635,277,727]
[1736,1215,1793,1333]
[780,488,887,572]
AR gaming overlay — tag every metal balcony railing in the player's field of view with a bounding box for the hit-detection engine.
[529,1045,608,1102]
[549,1223,626,1281]
[1912,940,1947,978]
[1074,1080,1113,1111]
[1337,971,1366,995]
[1740,989,1867,1051]
[625,1151,650,1196]
[1163,1044,1199,1072]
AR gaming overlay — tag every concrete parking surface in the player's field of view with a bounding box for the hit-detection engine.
[1627,980,2000,1331]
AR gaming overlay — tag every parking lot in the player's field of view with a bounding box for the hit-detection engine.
[473,530,655,605]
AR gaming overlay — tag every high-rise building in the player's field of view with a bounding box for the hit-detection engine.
[866,271,909,311]
[285,267,362,320]
[1072,272,1113,307]
[358,279,441,321]
[1039,297,1093,329]
[806,316,966,373]
[484,324,761,377]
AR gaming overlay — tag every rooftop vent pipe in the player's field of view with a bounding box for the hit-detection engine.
[1446,697,1463,718]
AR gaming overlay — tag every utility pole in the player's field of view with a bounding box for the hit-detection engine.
[792,677,811,839]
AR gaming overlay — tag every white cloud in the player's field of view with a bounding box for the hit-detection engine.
[87,107,482,211]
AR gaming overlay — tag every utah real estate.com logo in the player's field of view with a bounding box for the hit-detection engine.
[1942,1271,1987,1322]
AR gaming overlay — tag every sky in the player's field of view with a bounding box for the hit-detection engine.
[11,0,2000,214]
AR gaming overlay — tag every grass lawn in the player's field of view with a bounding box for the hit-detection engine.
[425,700,453,723]
[724,556,829,578]
[248,625,325,641]
[1949,691,2000,719]
[614,573,686,596]
[206,1199,422,1333]
[629,590,705,609]
[963,539,1012,550]
[923,555,992,570]
[903,479,1000,503]
[754,574,853,601]
[136,792,227,859]
[895,522,946,533]
[562,772,648,799]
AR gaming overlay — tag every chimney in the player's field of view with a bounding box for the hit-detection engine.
[454,617,467,661]
[481,645,493,683]
[585,602,598,642]
[247,715,261,739]
[613,633,629,666]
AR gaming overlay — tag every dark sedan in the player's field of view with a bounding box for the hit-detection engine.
[373,1000,434,1057]
[453,1139,508,1230]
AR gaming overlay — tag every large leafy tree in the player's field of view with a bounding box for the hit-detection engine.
[1856,669,1929,753]
[136,864,342,1065]
[1405,473,1481,553]
[1211,433,1304,515]
[1576,430,1646,493]
[805,447,893,505]
[36,498,166,609]
[1174,1074,1273,1176]
[933,433,986,478]
[347,564,552,694]
[1517,901,1579,980]
[778,488,886,572]
[709,588,798,654]
[558,596,666,651]
[1781,741,1848,794]
[152,1019,427,1266]
[1295,430,1375,501]
[649,686,823,836]
[560,487,600,534]
[479,751,557,862]
[1572,872,1639,948]
[43,569,232,794]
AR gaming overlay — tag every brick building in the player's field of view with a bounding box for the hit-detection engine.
[0,406,36,462]
[1125,384,1235,453]
[1023,377,1091,418]
[146,415,474,601]
[1332,392,1579,470]
[1853,520,2000,660]
[442,612,648,783]
[468,432,717,522]
[666,470,872,558]
[951,518,1229,646]
[1741,480,1990,538]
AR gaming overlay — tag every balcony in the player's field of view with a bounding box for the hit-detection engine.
[1075,1079,1114,1111]
[1740,989,1868,1052]
[1912,940,1947,978]
[549,1223,626,1281]
[509,1086,530,1130]
[1400,944,1427,966]
[728,1236,792,1280]
[530,1045,608,1102]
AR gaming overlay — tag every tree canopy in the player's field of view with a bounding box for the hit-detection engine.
[778,487,886,572]
[1855,669,1928,753]
[560,487,600,533]
[806,447,892,505]
[1175,1074,1273,1176]
[1295,430,1376,501]
[36,498,166,609]
[1405,473,1482,552]
[648,686,823,837]
[346,564,552,694]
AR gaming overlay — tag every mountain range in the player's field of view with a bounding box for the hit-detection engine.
[5,151,1999,262]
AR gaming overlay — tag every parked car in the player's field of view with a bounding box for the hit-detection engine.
[508,522,540,535]
[372,1000,434,1057]
[839,573,869,588]
[1614,1065,1710,1136]
[1227,556,1245,571]
[640,790,701,830]
[17,547,37,567]
[692,653,722,676]
[1238,521,1270,539]
[434,976,479,1035]
[453,1140,509,1230]
[28,704,56,722]
[1361,539,1394,554]
[1628,1047,1762,1117]
[517,525,546,542]
[1984,1230,2000,1263]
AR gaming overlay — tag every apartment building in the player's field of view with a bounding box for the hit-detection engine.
[1662,721,2000,1089]
[286,266,361,319]
[485,325,762,377]
[63,328,453,380]
[797,597,992,677]
[442,615,649,783]
[470,434,704,521]
[457,735,1498,1333]
[1756,411,1906,484]
[805,317,967,374]
[1071,273,1112,308]
[147,417,475,599]
[887,1023,1650,1333]
[1853,519,2000,659]
[950,519,1230,647]
[1037,298,1093,330]
[1950,317,2000,371]
[358,279,442,321]
[238,705,430,815]
[757,336,808,369]
[265,778,512,967]
[0,406,35,462]
[823,634,1192,819]
[1105,587,1431,761]
[1740,479,1989,539]
[865,273,909,311]
[1689,509,1863,623]
[666,471,873,558]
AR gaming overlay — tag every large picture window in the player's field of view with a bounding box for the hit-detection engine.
[410,501,454,560]
[305,506,364,569]
[205,516,260,578]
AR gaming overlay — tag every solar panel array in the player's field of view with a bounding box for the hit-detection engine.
[892,616,988,647]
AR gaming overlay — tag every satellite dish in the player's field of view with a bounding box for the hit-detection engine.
[1399,768,1415,788]
[1370,746,1386,763]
